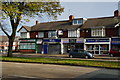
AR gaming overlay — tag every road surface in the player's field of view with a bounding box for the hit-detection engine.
[1,62,120,80]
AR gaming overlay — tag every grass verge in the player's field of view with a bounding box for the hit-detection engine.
[0,56,120,69]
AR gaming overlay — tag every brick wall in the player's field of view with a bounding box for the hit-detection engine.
[19,49,35,53]
[30,32,38,38]
[59,31,68,38]
[80,29,91,38]
[44,31,48,38]
[106,28,118,37]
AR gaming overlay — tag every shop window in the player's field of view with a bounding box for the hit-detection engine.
[38,32,44,38]
[20,43,35,49]
[21,32,27,38]
[48,31,57,38]
[68,30,77,37]
[31,43,35,49]
[91,28,105,37]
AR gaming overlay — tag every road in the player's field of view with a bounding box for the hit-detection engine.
[1,62,120,80]
[1,53,120,62]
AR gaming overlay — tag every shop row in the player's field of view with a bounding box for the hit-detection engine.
[19,37,120,55]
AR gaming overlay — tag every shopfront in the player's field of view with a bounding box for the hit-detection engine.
[62,38,84,54]
[19,39,36,53]
[111,38,120,49]
[36,39,43,54]
[84,38,110,54]
[43,39,61,54]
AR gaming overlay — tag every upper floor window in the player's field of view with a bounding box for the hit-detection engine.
[48,31,57,38]
[91,28,105,37]
[38,32,44,38]
[73,19,82,25]
[68,30,77,37]
[21,32,27,38]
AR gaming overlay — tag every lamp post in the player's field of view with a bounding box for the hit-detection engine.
[36,35,38,54]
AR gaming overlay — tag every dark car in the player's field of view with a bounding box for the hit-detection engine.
[109,48,120,57]
[69,49,94,59]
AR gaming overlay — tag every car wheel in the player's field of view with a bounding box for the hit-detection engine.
[110,54,114,57]
[69,55,73,58]
[85,55,89,59]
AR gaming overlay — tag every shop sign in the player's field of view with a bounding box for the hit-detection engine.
[37,39,42,44]
[62,39,69,43]
[86,39,109,43]
[69,39,76,43]
[43,39,61,42]
[111,38,120,44]
[20,39,36,42]
[76,39,84,43]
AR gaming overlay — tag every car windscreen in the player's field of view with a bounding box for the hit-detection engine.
[78,50,85,53]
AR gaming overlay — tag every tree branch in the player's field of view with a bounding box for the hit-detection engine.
[2,10,8,14]
[0,23,10,38]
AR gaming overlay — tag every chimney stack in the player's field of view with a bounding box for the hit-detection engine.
[114,10,120,17]
[36,21,38,24]
[69,15,74,22]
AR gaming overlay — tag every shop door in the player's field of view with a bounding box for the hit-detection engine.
[44,44,48,54]
[93,45,100,54]
[48,44,61,54]
[37,44,43,53]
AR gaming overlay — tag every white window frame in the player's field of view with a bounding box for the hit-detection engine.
[91,28,105,37]
[48,31,57,38]
[38,32,44,38]
[72,19,82,25]
[20,43,35,49]
[68,30,77,37]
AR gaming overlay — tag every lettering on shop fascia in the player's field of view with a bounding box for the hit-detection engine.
[20,39,36,42]
[86,39,109,43]
[43,39,61,42]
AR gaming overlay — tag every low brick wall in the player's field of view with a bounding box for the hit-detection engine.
[19,49,35,53]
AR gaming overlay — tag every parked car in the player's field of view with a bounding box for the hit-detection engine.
[69,49,94,59]
[109,48,120,57]
[0,49,8,54]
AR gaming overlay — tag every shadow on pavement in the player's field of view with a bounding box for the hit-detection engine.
[74,69,120,80]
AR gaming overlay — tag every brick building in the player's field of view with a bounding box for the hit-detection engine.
[18,10,120,55]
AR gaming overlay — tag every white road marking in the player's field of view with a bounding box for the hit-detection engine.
[13,75,39,79]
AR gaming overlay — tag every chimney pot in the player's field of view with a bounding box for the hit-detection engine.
[114,10,120,17]
[69,15,74,22]
[36,21,38,24]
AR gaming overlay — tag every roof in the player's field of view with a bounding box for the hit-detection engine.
[31,20,81,31]
[24,26,31,31]
[18,16,120,32]
[0,36,20,42]
[17,26,31,32]
[81,16,120,29]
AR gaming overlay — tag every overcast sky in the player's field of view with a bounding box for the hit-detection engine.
[0,1,120,36]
